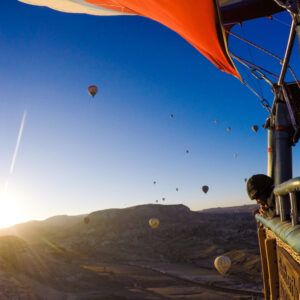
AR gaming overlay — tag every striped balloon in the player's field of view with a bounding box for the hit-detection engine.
[214,256,231,276]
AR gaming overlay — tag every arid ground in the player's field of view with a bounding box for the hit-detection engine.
[0,204,263,299]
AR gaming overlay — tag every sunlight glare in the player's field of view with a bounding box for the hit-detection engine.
[0,190,23,228]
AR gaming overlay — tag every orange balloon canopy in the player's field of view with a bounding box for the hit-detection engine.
[86,0,239,78]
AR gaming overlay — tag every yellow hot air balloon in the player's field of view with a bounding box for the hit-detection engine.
[149,218,160,229]
[214,256,231,276]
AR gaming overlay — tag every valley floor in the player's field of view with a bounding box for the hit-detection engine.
[82,262,264,300]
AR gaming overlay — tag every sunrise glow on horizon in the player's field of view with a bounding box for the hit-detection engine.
[0,0,298,227]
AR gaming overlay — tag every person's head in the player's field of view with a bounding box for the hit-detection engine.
[247,174,274,204]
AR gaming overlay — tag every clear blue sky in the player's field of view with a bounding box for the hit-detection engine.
[0,0,299,225]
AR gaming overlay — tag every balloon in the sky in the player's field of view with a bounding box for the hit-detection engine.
[227,127,231,132]
[186,149,189,154]
[149,218,160,229]
[252,125,259,133]
[88,85,98,97]
[170,114,174,119]
[214,256,231,276]
[155,200,158,203]
[84,217,90,224]
[244,178,247,182]
[24,0,284,79]
[153,181,156,185]
[233,153,238,159]
[215,120,219,124]
[202,185,209,194]
[176,188,179,192]
[162,197,165,201]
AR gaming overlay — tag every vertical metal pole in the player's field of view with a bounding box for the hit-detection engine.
[289,192,298,226]
[297,0,300,55]
[275,196,280,216]
[279,195,287,222]
[274,102,292,185]
[275,101,293,221]
[278,18,296,85]
[267,128,274,178]
[268,127,279,215]
[296,24,300,55]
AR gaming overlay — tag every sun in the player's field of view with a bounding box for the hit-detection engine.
[0,190,24,228]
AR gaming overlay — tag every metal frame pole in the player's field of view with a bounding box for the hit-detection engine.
[274,101,293,219]
[278,18,297,85]
[267,128,275,178]
[274,101,292,185]
[297,1,300,56]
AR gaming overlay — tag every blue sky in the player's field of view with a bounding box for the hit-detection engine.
[0,0,299,225]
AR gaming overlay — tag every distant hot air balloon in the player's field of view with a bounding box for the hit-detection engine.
[214,256,231,276]
[170,114,174,119]
[88,85,98,97]
[155,200,158,203]
[162,197,165,201]
[252,125,259,133]
[202,185,209,194]
[176,188,179,192]
[149,218,160,229]
[227,127,231,132]
[186,149,189,154]
[84,217,90,224]
[215,120,219,124]
[233,153,238,159]
[244,178,247,182]
[153,181,156,185]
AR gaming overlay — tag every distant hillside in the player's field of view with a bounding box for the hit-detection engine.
[0,204,262,299]
[200,204,259,214]
[0,204,259,265]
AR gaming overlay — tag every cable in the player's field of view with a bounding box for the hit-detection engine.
[227,30,283,62]
[240,26,265,100]
[230,53,279,79]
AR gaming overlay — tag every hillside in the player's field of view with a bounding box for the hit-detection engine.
[0,204,262,299]
[201,204,259,214]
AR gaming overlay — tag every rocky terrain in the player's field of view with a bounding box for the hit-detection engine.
[0,204,263,299]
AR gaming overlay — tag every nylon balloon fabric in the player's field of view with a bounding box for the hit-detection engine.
[84,0,240,78]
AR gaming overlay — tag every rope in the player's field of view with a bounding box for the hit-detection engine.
[230,54,272,112]
[243,81,271,112]
[271,16,291,27]
[230,53,279,79]
[288,67,300,89]
[240,26,265,100]
[228,30,300,86]
[227,31,283,62]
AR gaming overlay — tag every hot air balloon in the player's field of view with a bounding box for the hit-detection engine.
[215,120,219,124]
[153,181,156,185]
[214,256,231,276]
[176,188,179,192]
[244,178,247,182]
[233,153,238,159]
[227,127,231,132]
[84,217,90,224]
[170,114,174,119]
[186,149,189,154]
[88,85,98,97]
[155,200,158,203]
[20,0,300,292]
[202,185,209,194]
[162,197,165,201]
[252,125,259,133]
[149,218,159,229]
